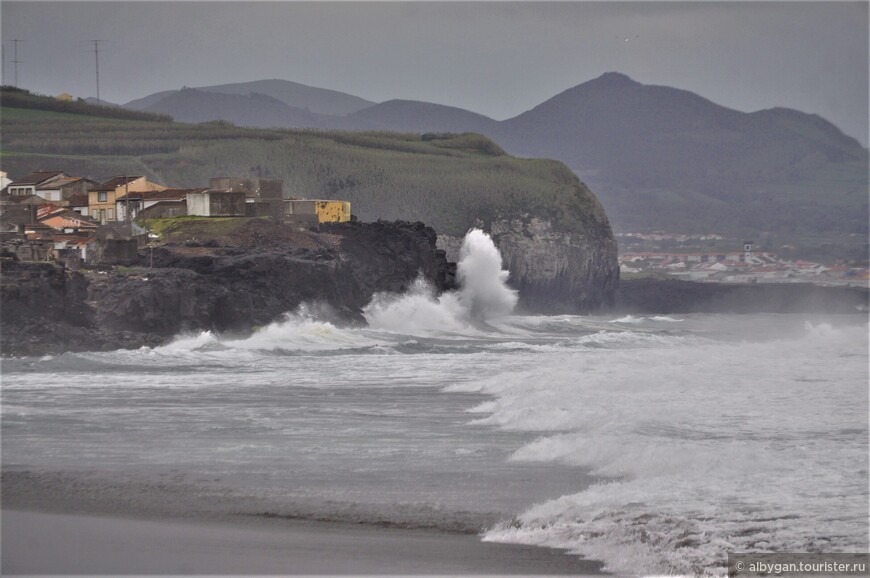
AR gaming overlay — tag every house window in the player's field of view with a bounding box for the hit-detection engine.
[98,191,107,202]
[92,209,99,220]
[108,208,114,221]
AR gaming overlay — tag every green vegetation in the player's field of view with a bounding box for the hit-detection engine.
[1,86,172,122]
[1,89,610,238]
[618,271,674,281]
[140,216,259,241]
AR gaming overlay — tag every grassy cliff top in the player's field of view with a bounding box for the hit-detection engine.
[1,89,611,238]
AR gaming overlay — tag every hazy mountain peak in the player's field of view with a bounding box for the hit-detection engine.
[591,71,641,87]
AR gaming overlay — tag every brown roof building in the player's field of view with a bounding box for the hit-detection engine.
[4,171,68,197]
[115,188,204,221]
[88,175,166,224]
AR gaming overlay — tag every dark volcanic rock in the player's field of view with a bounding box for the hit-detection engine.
[0,221,455,356]
[438,217,618,314]
[0,258,162,355]
[322,220,457,309]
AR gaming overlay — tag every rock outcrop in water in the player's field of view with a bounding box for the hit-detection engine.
[438,217,619,313]
[0,220,457,356]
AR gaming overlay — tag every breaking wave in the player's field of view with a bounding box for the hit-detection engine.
[464,321,869,576]
[364,228,517,333]
[51,229,521,359]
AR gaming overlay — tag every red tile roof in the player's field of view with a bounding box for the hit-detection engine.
[40,210,98,229]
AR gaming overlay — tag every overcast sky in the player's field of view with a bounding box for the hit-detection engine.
[2,1,867,145]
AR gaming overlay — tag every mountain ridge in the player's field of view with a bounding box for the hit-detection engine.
[121,73,869,239]
[125,79,375,116]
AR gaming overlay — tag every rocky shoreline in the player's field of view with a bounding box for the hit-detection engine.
[0,220,457,357]
[2,219,865,357]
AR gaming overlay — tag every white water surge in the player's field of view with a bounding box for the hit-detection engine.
[364,228,517,333]
[2,230,866,576]
[460,320,868,575]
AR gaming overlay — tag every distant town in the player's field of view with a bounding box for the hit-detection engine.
[617,233,869,288]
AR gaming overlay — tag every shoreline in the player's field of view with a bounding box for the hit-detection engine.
[1,470,605,575]
[1,509,605,576]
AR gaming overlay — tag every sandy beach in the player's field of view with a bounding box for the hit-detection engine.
[1,463,605,575]
[2,509,603,576]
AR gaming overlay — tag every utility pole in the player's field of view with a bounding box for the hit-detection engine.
[90,40,104,104]
[125,176,132,236]
[10,39,23,87]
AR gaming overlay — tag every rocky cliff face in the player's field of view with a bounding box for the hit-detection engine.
[0,220,456,356]
[438,217,619,313]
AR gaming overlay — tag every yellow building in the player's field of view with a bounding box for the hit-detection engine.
[88,176,166,224]
[56,93,73,102]
[284,199,351,223]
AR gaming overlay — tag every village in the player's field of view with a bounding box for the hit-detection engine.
[1,168,867,289]
[0,169,351,267]
[618,237,870,288]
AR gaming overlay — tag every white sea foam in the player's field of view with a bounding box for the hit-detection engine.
[476,321,869,575]
[363,277,470,334]
[649,315,683,323]
[612,314,644,324]
[364,229,517,334]
[228,314,378,352]
[612,315,683,324]
[154,330,220,353]
[147,308,382,357]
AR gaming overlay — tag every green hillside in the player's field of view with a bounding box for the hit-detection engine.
[0,90,610,238]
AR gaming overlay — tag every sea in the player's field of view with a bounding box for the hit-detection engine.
[2,230,867,576]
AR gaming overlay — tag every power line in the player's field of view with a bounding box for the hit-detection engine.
[90,40,105,104]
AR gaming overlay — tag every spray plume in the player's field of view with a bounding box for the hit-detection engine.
[364,229,517,332]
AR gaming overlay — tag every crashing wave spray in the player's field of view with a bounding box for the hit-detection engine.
[364,229,517,332]
[456,229,518,319]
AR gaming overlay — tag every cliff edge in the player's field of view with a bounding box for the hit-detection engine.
[0,220,456,356]
[439,217,619,313]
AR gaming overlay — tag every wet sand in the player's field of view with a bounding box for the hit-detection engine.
[2,509,603,576]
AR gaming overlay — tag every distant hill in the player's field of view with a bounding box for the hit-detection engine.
[344,73,867,239]
[0,86,170,123]
[123,90,177,110]
[111,73,870,244]
[125,79,374,116]
[83,97,121,108]
[0,92,607,239]
[197,79,374,116]
[132,87,374,130]
[495,73,868,236]
[141,88,328,129]
[348,99,500,134]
